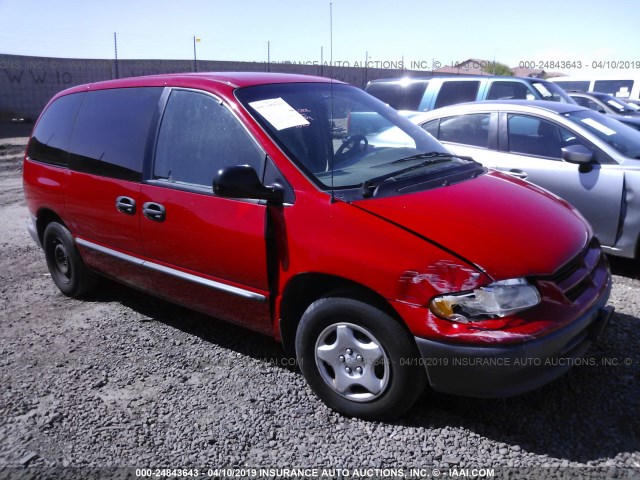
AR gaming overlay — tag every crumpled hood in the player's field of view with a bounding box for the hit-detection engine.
[353,171,590,280]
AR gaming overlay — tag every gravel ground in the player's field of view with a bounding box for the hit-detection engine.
[1,131,639,479]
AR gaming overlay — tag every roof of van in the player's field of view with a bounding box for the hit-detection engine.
[58,72,340,95]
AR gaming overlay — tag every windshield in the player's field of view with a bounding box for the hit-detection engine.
[592,93,636,114]
[565,110,640,159]
[236,83,469,189]
[530,81,575,103]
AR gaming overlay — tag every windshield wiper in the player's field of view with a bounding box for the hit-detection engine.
[379,151,454,166]
[361,154,454,198]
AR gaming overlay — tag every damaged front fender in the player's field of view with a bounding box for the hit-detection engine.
[398,260,488,306]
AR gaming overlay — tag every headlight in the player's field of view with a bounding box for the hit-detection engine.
[429,278,541,324]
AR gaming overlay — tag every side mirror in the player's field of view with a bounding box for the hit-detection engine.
[213,165,283,203]
[561,144,594,165]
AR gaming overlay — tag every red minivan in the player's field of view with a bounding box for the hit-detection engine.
[24,73,613,419]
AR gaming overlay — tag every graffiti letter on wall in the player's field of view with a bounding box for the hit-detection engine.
[3,69,24,83]
[29,70,47,83]
[56,71,72,84]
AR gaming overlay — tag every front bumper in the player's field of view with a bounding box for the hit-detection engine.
[415,287,613,398]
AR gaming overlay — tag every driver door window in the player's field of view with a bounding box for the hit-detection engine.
[154,90,264,188]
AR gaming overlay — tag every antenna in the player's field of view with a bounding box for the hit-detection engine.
[329,2,335,204]
[330,3,333,76]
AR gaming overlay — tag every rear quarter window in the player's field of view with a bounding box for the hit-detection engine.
[422,119,439,137]
[69,87,163,182]
[27,93,84,167]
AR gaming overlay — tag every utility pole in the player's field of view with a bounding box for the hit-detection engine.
[364,50,368,86]
[193,36,199,72]
[267,41,270,72]
[113,32,119,79]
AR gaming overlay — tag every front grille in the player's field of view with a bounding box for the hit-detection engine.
[564,280,590,303]
[538,238,602,303]
[551,255,583,285]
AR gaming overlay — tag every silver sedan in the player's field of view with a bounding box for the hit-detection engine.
[406,101,640,259]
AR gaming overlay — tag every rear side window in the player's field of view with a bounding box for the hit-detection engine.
[69,87,162,182]
[27,93,84,167]
[434,81,480,109]
[437,114,490,148]
[153,89,264,188]
[365,81,428,110]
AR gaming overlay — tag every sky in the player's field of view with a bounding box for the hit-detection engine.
[1,0,639,75]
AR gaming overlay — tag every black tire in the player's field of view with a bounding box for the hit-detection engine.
[295,297,427,420]
[43,222,97,298]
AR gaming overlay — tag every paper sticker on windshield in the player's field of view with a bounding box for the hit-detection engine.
[581,118,616,136]
[607,99,625,110]
[249,97,310,130]
[532,82,552,98]
[616,87,630,98]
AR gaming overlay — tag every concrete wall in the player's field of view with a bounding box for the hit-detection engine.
[0,53,433,121]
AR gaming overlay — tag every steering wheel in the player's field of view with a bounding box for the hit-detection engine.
[335,135,369,165]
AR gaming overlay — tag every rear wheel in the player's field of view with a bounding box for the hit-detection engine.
[43,222,97,297]
[295,297,426,420]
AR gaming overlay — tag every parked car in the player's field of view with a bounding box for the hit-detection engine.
[350,75,576,137]
[568,91,640,131]
[409,100,640,259]
[569,91,640,115]
[24,74,612,419]
[363,75,575,112]
[550,75,640,103]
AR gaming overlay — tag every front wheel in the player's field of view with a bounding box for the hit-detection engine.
[295,297,426,420]
[43,222,97,298]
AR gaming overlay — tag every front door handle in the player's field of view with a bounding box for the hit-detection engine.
[115,196,136,215]
[143,202,166,222]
